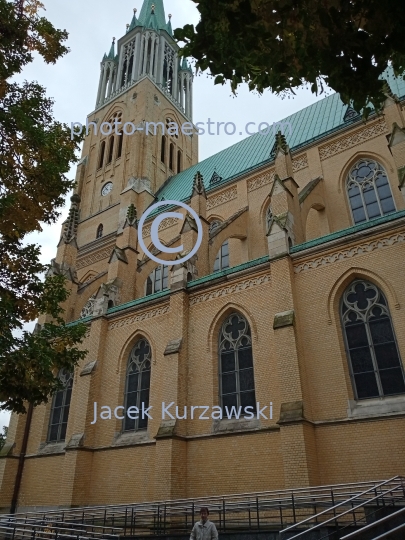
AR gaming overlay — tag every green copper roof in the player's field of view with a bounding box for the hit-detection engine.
[128,9,138,32]
[138,0,167,30]
[103,39,116,62]
[166,17,173,36]
[153,67,405,207]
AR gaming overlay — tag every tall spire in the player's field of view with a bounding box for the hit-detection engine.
[107,37,116,60]
[128,8,138,32]
[137,0,166,30]
[166,13,173,36]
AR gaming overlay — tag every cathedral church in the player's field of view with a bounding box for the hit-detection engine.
[1,0,405,514]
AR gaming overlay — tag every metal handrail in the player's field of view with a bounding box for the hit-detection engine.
[280,476,403,534]
[0,520,122,540]
[280,476,405,539]
[2,477,404,538]
[340,506,405,539]
[370,521,405,540]
[3,478,402,520]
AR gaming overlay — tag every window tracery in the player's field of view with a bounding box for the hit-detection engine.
[341,280,405,399]
[124,339,151,431]
[347,159,396,224]
[219,314,256,414]
[80,293,97,319]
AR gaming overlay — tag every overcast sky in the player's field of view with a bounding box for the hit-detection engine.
[0,0,329,432]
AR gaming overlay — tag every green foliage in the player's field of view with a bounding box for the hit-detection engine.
[174,0,405,113]
[0,0,87,414]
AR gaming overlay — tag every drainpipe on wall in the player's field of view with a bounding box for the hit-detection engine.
[10,402,34,514]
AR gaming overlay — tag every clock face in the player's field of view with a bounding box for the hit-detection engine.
[101,182,113,196]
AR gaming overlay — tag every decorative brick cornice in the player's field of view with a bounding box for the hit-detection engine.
[189,273,270,305]
[77,246,114,270]
[207,186,237,209]
[319,120,387,160]
[247,170,275,192]
[108,305,170,330]
[142,217,179,239]
[292,154,308,172]
[293,232,405,273]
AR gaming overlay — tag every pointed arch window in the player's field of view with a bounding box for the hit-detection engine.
[98,141,106,169]
[107,135,115,164]
[161,135,166,164]
[266,205,273,231]
[116,131,123,159]
[169,143,174,171]
[219,313,256,415]
[213,240,229,273]
[177,150,182,173]
[146,265,169,296]
[347,159,396,224]
[96,224,103,239]
[48,369,73,442]
[124,339,151,432]
[341,280,405,400]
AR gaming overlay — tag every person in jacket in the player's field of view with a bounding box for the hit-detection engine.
[190,507,218,540]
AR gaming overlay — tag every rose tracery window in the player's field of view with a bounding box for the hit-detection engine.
[341,280,405,400]
[219,314,256,415]
[347,159,396,224]
[80,293,96,318]
[123,339,151,432]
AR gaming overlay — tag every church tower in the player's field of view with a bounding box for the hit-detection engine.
[73,0,198,245]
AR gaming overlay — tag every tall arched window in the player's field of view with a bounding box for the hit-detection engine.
[96,224,103,239]
[177,150,182,173]
[107,136,115,164]
[161,135,166,163]
[124,339,151,432]
[146,265,169,296]
[347,159,396,224]
[266,205,273,231]
[98,141,106,169]
[213,240,229,272]
[48,369,73,442]
[219,313,256,415]
[341,280,405,399]
[116,131,123,159]
[169,143,174,171]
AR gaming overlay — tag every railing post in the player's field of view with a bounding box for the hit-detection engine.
[292,493,296,524]
[279,501,283,530]
[256,497,260,530]
[163,503,167,535]
[223,499,226,531]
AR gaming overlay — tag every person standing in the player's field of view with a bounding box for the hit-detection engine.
[190,508,218,540]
